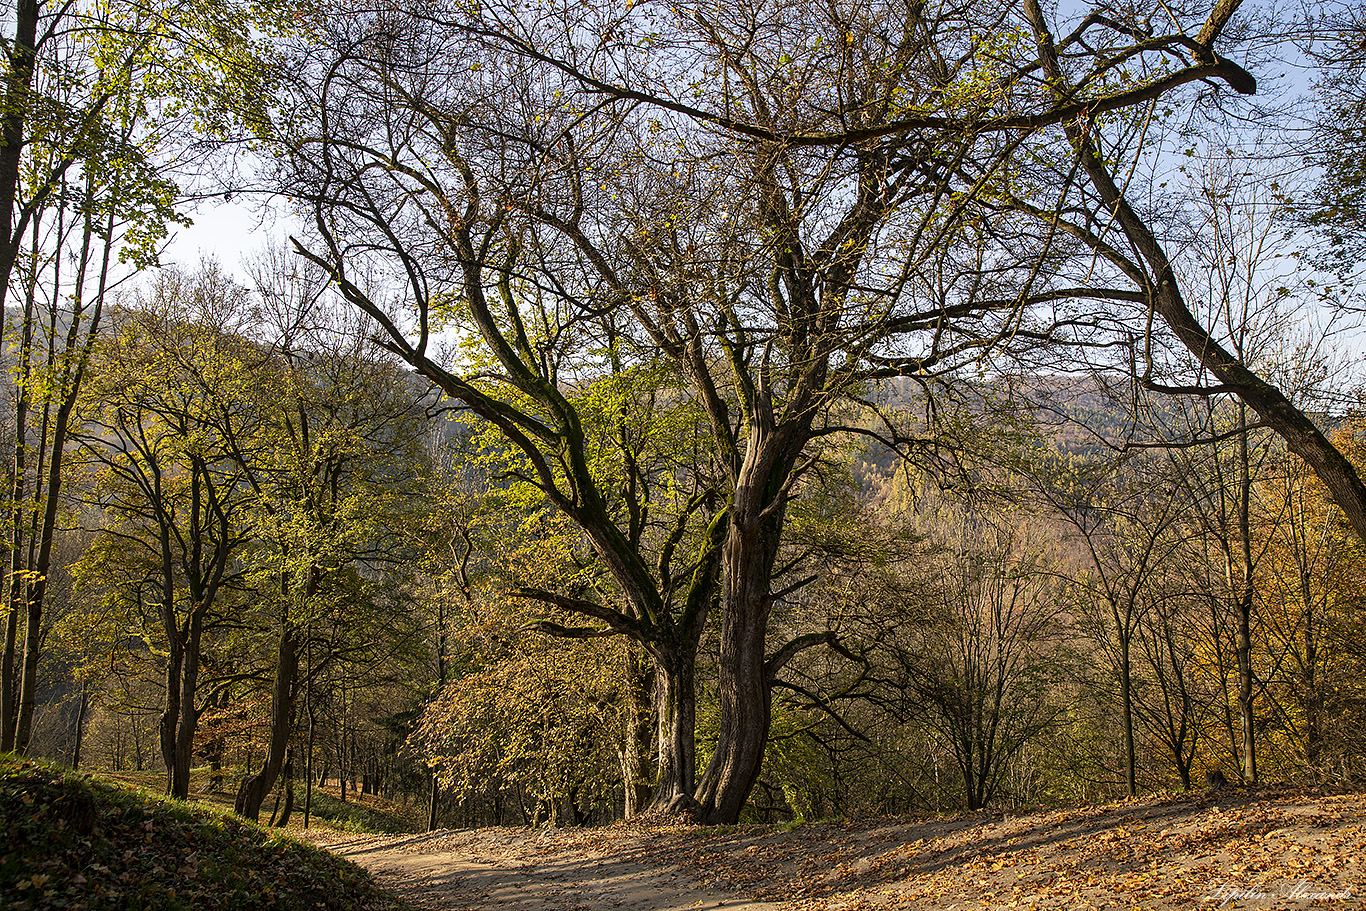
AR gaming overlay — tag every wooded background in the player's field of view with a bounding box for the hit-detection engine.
[4,0,1366,829]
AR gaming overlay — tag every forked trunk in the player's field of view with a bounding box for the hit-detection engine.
[160,613,205,800]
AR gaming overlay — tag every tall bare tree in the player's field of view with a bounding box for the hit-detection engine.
[272,0,1260,822]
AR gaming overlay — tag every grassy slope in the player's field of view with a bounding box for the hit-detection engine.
[0,755,414,911]
[101,767,422,836]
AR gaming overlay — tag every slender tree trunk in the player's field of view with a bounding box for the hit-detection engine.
[0,0,40,305]
[337,686,347,802]
[1,304,31,753]
[13,587,44,753]
[1120,630,1136,797]
[1235,408,1257,786]
[160,640,184,796]
[273,754,295,828]
[2,0,43,749]
[304,682,315,829]
[0,605,18,751]
[1236,594,1256,784]
[1303,617,1321,770]
[235,626,299,821]
[427,773,440,831]
[172,614,204,800]
[14,181,110,755]
[960,729,981,811]
[71,683,88,770]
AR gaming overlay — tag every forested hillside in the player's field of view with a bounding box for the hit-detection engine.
[3,0,1366,841]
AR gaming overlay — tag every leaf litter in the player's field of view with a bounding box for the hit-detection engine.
[308,787,1365,911]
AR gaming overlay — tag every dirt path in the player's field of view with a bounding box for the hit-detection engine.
[306,788,1366,911]
[307,826,784,911]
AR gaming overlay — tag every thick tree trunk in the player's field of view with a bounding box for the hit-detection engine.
[694,512,781,824]
[235,627,299,821]
[619,649,654,816]
[648,650,696,812]
[692,414,803,824]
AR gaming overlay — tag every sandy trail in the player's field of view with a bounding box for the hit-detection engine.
[306,789,1366,911]
[308,827,783,911]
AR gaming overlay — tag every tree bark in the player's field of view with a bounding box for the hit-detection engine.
[13,588,43,753]
[305,679,316,828]
[694,499,785,823]
[1,283,34,753]
[619,647,654,816]
[0,601,17,752]
[647,649,696,811]
[160,638,184,796]
[0,0,40,315]
[235,626,300,821]
[172,615,204,800]
[691,400,806,824]
[1120,629,1136,798]
[71,684,88,770]
[14,183,109,754]
[1236,592,1256,784]
[271,755,295,828]
[1302,598,1322,770]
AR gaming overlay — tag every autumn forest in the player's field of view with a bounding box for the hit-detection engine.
[4,0,1366,842]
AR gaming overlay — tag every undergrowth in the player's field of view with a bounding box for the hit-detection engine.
[0,754,414,911]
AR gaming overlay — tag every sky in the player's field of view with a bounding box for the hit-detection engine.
[162,197,293,281]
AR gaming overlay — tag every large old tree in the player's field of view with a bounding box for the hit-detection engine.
[274,0,1266,822]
